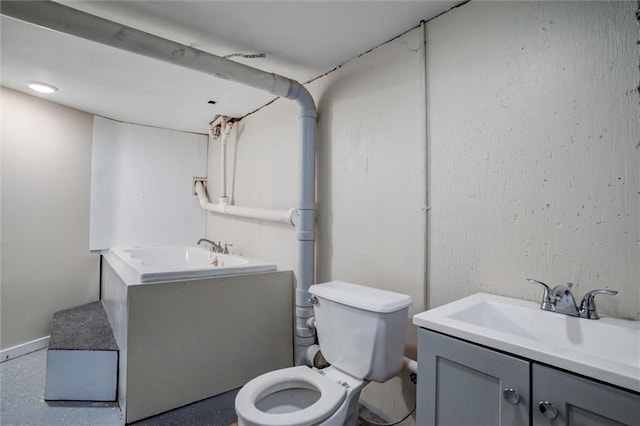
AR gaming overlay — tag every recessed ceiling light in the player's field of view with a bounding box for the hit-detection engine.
[26,81,58,94]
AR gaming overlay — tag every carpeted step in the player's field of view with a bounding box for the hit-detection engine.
[44,301,118,401]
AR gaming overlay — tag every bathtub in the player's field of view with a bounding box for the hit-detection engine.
[100,246,293,423]
[107,246,277,284]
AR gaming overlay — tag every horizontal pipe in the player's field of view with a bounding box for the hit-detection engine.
[195,181,295,225]
[0,1,294,98]
[403,356,418,375]
[223,204,295,224]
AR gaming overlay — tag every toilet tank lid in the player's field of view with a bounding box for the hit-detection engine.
[309,281,412,313]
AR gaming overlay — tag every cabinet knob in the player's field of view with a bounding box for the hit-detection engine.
[503,388,520,405]
[538,401,559,420]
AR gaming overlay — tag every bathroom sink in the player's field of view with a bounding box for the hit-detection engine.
[413,293,640,392]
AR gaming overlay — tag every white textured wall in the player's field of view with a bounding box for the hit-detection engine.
[1,88,99,350]
[207,30,427,312]
[206,1,639,421]
[427,1,639,320]
[207,29,426,422]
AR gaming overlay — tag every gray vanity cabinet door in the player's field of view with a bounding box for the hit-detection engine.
[532,364,640,426]
[417,329,530,426]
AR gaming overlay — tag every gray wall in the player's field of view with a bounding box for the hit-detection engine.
[1,87,99,351]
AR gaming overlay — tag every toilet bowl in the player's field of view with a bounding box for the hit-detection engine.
[235,281,412,426]
[235,365,365,426]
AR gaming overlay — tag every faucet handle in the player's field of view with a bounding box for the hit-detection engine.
[526,278,555,310]
[580,289,618,320]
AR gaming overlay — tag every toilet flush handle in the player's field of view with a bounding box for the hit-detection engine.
[309,295,318,305]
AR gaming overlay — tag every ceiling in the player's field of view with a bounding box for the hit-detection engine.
[1,1,461,133]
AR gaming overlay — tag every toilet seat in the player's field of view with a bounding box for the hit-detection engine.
[236,365,347,426]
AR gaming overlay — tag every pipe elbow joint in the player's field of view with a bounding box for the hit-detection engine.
[286,82,317,118]
[270,74,293,98]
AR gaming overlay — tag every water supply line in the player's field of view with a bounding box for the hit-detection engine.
[0,0,318,365]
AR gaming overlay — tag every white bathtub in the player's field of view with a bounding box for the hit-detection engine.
[100,246,292,423]
[107,246,277,284]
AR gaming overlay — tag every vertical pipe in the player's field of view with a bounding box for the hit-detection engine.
[221,132,227,199]
[421,20,430,311]
[220,122,232,204]
[286,83,318,364]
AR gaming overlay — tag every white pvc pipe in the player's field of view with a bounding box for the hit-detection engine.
[2,0,319,365]
[0,2,294,98]
[220,122,232,202]
[195,181,295,225]
[288,86,317,362]
[304,344,323,368]
[225,205,296,224]
[403,356,418,375]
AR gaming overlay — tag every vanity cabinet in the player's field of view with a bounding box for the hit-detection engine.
[417,329,640,426]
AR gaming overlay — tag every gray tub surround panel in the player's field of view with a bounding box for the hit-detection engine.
[101,260,294,424]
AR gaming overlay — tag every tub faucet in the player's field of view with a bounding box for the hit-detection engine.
[526,278,618,320]
[197,238,223,253]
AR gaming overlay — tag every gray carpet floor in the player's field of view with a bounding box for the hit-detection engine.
[1,349,392,426]
[0,349,238,426]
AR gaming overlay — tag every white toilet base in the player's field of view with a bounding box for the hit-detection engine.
[235,366,366,426]
[315,387,362,426]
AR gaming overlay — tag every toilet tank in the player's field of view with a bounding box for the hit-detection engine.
[308,281,412,382]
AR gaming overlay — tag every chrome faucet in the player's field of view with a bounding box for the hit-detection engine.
[197,238,223,253]
[526,278,618,320]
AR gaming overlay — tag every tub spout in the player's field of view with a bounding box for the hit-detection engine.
[197,238,223,253]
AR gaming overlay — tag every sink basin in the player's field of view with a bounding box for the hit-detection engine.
[413,293,640,392]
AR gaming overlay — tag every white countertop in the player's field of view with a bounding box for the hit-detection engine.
[413,293,640,393]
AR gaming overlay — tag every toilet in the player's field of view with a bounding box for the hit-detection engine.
[235,280,412,426]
